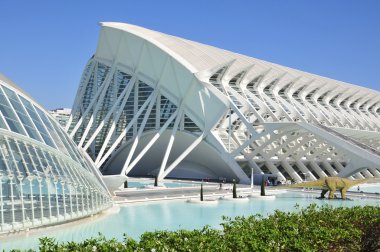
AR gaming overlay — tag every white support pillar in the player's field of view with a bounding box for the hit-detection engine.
[17,175,26,227]
[96,92,156,167]
[124,109,179,175]
[83,74,137,150]
[37,177,44,221]
[66,63,94,131]
[295,160,316,181]
[333,161,344,172]
[61,182,66,219]
[70,64,117,137]
[160,133,206,179]
[369,168,380,177]
[121,91,159,174]
[28,177,35,225]
[309,161,328,178]
[263,161,286,182]
[9,176,15,227]
[321,161,338,176]
[54,180,60,219]
[157,109,184,178]
[361,169,374,178]
[280,160,302,182]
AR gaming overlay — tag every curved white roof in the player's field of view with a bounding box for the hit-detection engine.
[101,22,380,98]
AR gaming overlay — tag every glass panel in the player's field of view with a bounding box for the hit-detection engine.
[18,96,57,148]
[0,86,26,135]
[18,141,35,175]
[34,106,70,155]
[8,138,28,176]
[27,145,44,175]
[0,113,8,129]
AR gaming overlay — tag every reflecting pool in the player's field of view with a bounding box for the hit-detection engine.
[348,183,380,193]
[0,192,379,251]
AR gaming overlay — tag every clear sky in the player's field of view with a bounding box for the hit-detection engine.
[1,0,379,109]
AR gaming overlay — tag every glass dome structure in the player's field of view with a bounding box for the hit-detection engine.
[0,74,112,233]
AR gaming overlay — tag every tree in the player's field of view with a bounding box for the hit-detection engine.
[154,175,158,187]
[261,176,266,196]
[232,179,237,198]
[200,183,204,201]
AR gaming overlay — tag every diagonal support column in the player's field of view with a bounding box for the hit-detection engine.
[96,92,156,167]
[120,90,159,174]
[160,133,206,179]
[83,75,137,150]
[157,109,184,178]
[123,109,179,175]
[70,63,117,137]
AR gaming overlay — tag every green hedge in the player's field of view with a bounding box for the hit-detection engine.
[10,204,380,252]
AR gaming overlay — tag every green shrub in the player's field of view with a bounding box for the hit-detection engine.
[10,204,379,251]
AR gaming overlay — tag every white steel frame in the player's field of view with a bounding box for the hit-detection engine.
[67,23,380,188]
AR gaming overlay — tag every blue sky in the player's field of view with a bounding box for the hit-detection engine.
[0,1,379,109]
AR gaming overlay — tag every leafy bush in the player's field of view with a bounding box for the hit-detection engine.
[9,204,380,251]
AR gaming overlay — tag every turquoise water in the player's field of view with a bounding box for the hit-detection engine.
[348,184,380,193]
[0,192,379,251]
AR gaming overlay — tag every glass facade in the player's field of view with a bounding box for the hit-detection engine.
[68,61,200,171]
[0,75,112,233]
[68,23,380,184]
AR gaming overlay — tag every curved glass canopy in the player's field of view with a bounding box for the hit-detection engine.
[0,74,112,233]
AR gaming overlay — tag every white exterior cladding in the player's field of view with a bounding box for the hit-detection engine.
[68,22,380,187]
[0,74,112,233]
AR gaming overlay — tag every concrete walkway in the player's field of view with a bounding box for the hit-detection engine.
[113,184,380,204]
[114,184,286,204]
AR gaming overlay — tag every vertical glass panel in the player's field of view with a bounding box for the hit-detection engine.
[27,145,44,175]
[0,138,8,174]
[34,148,48,172]
[0,112,8,129]
[0,86,26,135]
[8,138,28,176]
[2,86,43,142]
[18,96,56,148]
[57,159,80,185]
[18,141,35,174]
[1,139,20,176]
[43,151,62,177]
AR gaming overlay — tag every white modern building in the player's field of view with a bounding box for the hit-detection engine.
[49,108,71,128]
[0,74,112,233]
[67,22,380,188]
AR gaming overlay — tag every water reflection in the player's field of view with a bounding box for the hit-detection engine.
[0,192,379,251]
